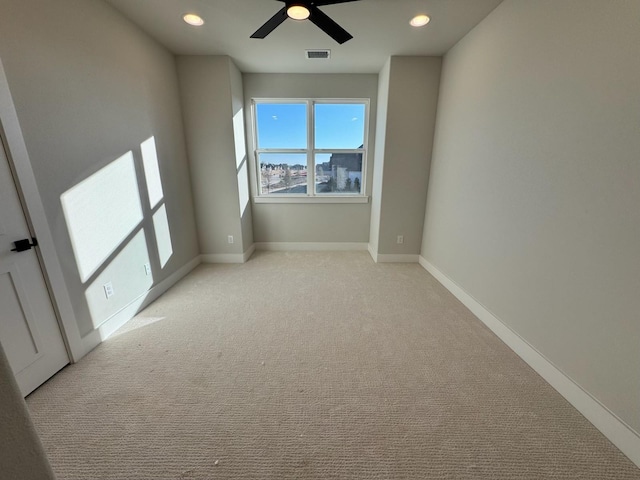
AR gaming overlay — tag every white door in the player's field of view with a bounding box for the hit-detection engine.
[0,134,68,396]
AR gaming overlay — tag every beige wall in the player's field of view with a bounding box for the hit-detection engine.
[0,0,199,338]
[422,0,640,432]
[177,56,252,256]
[243,73,378,243]
[368,59,391,254]
[229,61,254,252]
[0,343,56,480]
[373,57,441,256]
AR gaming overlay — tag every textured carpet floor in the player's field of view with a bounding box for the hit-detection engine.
[26,251,640,479]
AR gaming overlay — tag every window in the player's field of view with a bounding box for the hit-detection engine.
[253,99,368,200]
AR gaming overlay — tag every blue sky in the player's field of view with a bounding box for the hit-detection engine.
[256,103,365,164]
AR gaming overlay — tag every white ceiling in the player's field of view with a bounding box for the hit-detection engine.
[103,0,503,73]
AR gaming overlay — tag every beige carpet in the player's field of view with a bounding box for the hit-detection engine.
[27,251,640,479]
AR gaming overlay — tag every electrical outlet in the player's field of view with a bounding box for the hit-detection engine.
[228,235,234,244]
[144,263,152,276]
[397,235,404,244]
[103,282,114,299]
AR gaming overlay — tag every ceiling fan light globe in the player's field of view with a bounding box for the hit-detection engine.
[287,5,311,20]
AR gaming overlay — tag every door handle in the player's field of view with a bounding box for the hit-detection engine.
[11,238,38,252]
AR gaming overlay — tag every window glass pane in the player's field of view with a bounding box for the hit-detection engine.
[258,153,308,195]
[314,103,365,149]
[315,153,363,194]
[256,103,307,149]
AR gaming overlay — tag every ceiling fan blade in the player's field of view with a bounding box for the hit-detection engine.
[251,6,288,39]
[309,5,353,44]
[313,0,360,6]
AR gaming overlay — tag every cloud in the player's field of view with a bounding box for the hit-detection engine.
[272,115,278,120]
[351,117,358,121]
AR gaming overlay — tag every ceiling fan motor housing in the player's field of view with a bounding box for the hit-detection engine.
[251,0,358,44]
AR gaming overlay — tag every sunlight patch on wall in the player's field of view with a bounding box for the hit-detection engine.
[61,152,143,282]
[84,230,152,328]
[237,158,250,217]
[153,204,173,268]
[233,109,247,169]
[233,110,250,216]
[141,136,164,209]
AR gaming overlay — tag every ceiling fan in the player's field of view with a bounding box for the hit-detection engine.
[251,0,359,45]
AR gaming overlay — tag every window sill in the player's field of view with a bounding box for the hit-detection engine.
[253,195,370,204]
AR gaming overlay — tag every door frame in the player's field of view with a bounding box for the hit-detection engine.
[0,59,84,362]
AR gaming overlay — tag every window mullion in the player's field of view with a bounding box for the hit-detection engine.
[256,149,307,154]
[307,100,315,197]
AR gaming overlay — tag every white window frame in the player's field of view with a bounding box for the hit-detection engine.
[252,98,370,204]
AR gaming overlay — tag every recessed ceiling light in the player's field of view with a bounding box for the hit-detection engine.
[410,14,431,27]
[183,13,205,27]
[287,5,311,21]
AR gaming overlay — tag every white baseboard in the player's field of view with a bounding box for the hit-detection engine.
[356,245,419,264]
[367,244,378,262]
[201,253,243,263]
[254,242,368,252]
[243,244,256,262]
[200,245,255,264]
[418,256,640,468]
[376,253,419,263]
[81,256,202,354]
